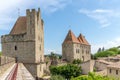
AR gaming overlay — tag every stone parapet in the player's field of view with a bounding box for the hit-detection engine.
[0,56,15,66]
[1,33,26,43]
[0,56,15,76]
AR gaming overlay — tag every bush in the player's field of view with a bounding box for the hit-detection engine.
[50,64,82,79]
[0,52,2,56]
[50,75,65,80]
[94,47,120,58]
[72,59,82,64]
[71,72,114,80]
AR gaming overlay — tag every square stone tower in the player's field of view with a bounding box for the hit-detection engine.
[62,30,91,62]
[1,8,44,78]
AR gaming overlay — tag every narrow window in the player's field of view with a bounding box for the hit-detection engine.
[82,56,84,61]
[116,70,118,75]
[76,49,77,53]
[78,49,79,53]
[15,46,17,50]
[109,69,111,73]
[40,45,41,51]
[82,50,84,54]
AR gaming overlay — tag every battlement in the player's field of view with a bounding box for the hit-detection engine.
[26,8,41,20]
[1,33,26,43]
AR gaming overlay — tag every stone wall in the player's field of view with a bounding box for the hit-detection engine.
[1,33,25,43]
[2,40,36,63]
[107,67,120,79]
[62,43,74,62]
[24,63,45,78]
[62,42,91,62]
[0,56,15,75]
[73,44,91,62]
[1,8,45,78]
[94,60,112,71]
[80,60,95,74]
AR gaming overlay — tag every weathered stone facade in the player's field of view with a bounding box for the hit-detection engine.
[107,62,120,79]
[0,56,15,76]
[62,30,91,62]
[1,8,44,78]
[80,60,95,74]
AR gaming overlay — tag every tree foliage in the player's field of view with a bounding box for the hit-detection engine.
[50,75,65,80]
[50,64,82,79]
[71,72,114,80]
[0,51,2,56]
[72,59,82,64]
[94,47,120,58]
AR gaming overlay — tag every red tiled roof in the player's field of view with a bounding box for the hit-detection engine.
[63,30,90,45]
[78,34,90,45]
[107,61,120,69]
[10,16,27,35]
[63,30,80,44]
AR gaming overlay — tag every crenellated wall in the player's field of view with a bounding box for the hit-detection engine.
[1,33,26,43]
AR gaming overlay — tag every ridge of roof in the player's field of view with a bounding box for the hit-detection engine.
[63,30,80,44]
[78,33,90,45]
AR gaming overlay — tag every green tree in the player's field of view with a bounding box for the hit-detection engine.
[0,51,2,56]
[50,64,82,80]
[94,47,120,58]
[72,59,82,64]
[71,72,114,80]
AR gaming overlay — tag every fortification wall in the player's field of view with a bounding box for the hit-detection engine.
[80,60,95,74]
[1,33,26,43]
[0,56,15,76]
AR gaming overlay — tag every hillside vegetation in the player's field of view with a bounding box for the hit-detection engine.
[71,72,114,80]
[94,47,120,59]
[0,51,1,56]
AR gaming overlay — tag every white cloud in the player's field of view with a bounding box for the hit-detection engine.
[79,9,120,28]
[92,37,120,53]
[40,0,72,13]
[45,48,61,54]
[0,0,71,30]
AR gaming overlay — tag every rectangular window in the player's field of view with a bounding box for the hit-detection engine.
[15,46,17,51]
[109,69,111,73]
[116,70,118,75]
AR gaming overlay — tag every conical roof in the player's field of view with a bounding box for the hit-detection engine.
[63,30,80,44]
[78,33,90,45]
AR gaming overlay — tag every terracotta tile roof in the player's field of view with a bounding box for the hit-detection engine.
[96,60,113,65]
[78,34,90,45]
[107,61,120,69]
[10,16,27,35]
[63,30,80,44]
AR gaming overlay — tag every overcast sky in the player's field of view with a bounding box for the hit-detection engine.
[0,0,120,54]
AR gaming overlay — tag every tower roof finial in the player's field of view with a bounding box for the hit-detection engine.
[18,8,20,17]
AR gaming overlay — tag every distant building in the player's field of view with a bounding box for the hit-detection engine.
[1,8,44,78]
[62,30,91,62]
[107,62,120,79]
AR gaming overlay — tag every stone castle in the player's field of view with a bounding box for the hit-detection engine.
[1,8,44,78]
[62,30,91,62]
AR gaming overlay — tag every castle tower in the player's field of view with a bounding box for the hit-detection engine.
[1,8,45,78]
[62,30,91,62]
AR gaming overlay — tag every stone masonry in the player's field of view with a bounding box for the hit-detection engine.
[62,30,91,62]
[1,8,45,78]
